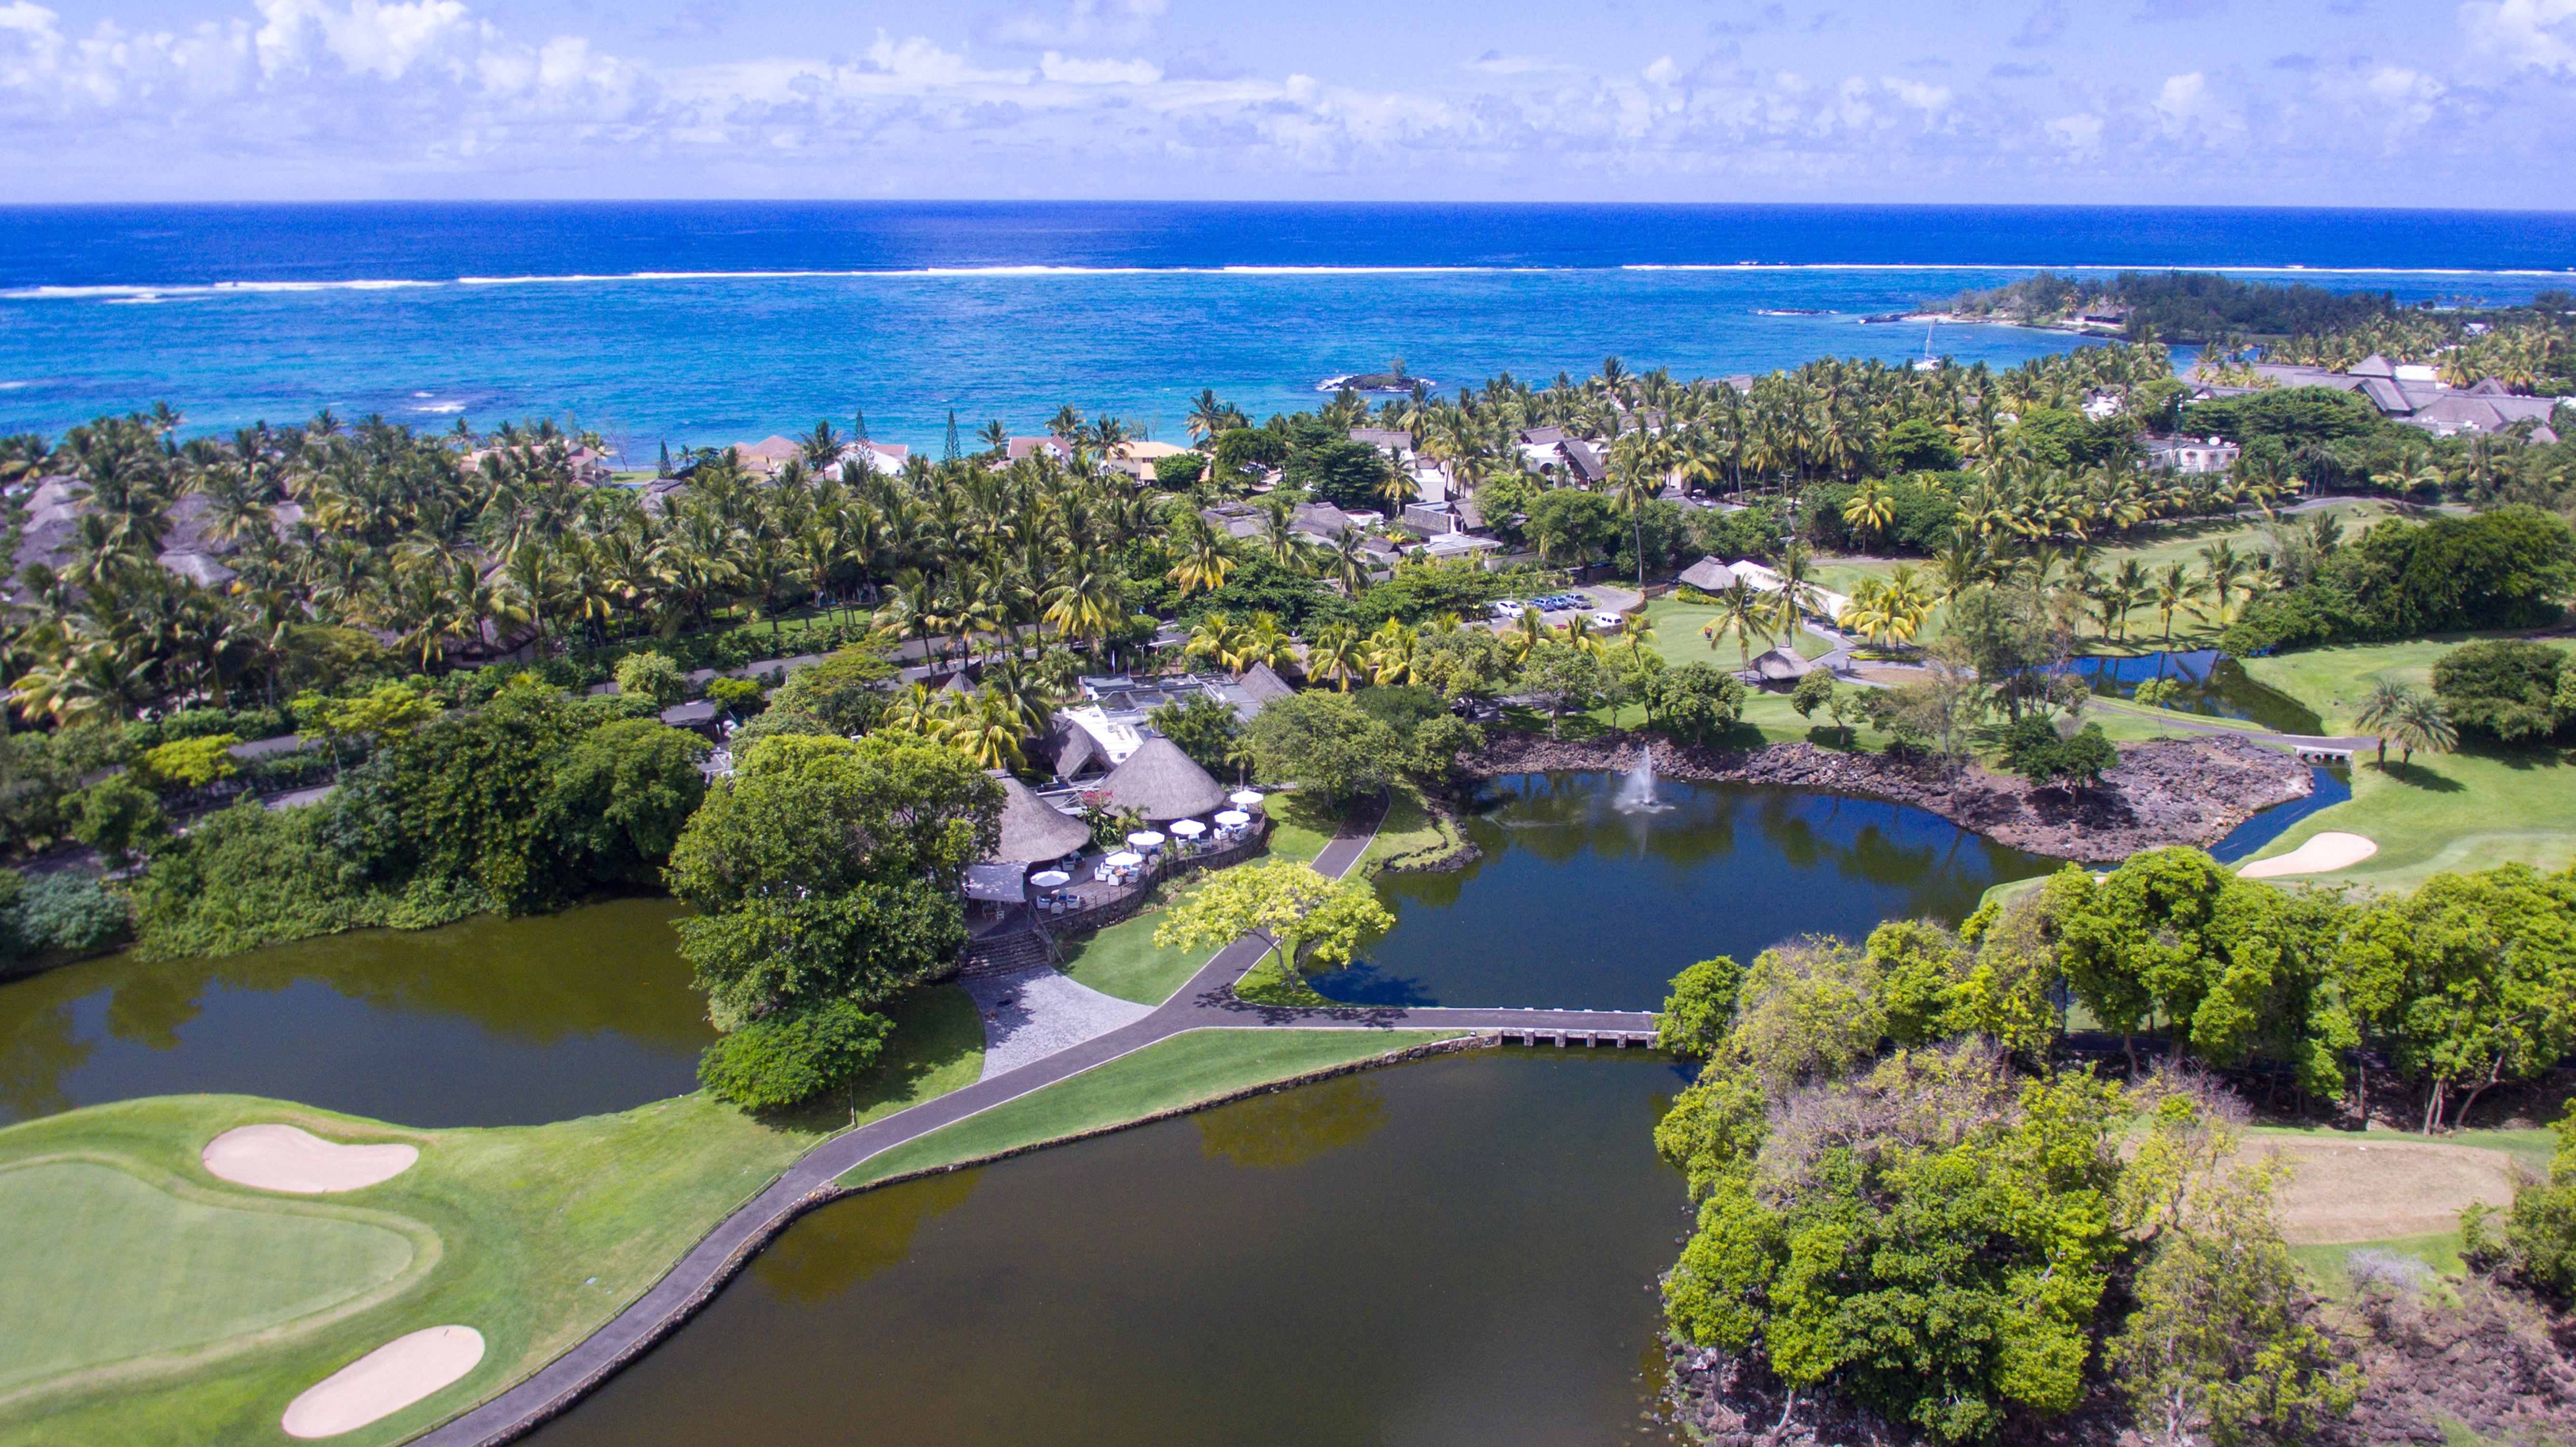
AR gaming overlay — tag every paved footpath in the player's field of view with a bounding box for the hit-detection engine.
[417,806,1658,1447]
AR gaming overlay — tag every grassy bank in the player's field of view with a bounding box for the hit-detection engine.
[1058,789,1345,1007]
[839,1027,1463,1190]
[0,985,981,1447]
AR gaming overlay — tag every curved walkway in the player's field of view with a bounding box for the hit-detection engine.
[416,807,1657,1447]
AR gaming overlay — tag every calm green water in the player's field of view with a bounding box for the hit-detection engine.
[1312,773,2063,1011]
[0,898,712,1128]
[527,1051,1692,1447]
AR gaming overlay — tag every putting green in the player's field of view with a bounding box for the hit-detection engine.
[0,1160,418,1393]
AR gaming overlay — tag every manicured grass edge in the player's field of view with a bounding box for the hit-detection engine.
[836,1028,1481,1192]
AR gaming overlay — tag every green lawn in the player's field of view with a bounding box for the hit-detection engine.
[2291,1231,2468,1297]
[0,984,981,1447]
[1059,790,1349,1007]
[839,1028,1461,1189]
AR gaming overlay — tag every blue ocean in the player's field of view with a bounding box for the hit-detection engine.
[2,203,2570,463]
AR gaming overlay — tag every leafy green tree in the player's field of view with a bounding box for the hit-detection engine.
[2000,716,2116,787]
[2112,1158,2357,1447]
[614,650,690,709]
[1727,939,1887,1094]
[136,733,240,790]
[1403,712,1485,796]
[1244,691,1405,811]
[1152,859,1393,978]
[2334,862,2576,1132]
[697,999,893,1111]
[68,774,165,868]
[666,732,999,1027]
[1943,586,2061,721]
[544,718,709,885]
[1517,637,1602,734]
[1283,438,1392,511]
[2050,851,2346,1090]
[765,646,895,735]
[2463,1099,2576,1294]
[1150,694,1245,777]
[1524,488,1620,570]
[1789,669,1836,726]
[1875,417,1961,474]
[703,677,765,717]
[2431,638,2568,742]
[1413,626,1513,705]
[1654,955,1745,1057]
[1663,1042,2126,1445]
[1641,662,1748,747]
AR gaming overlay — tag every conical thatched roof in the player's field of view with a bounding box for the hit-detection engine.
[1751,646,1814,684]
[989,773,1094,863]
[1237,662,1294,705]
[1099,736,1226,823]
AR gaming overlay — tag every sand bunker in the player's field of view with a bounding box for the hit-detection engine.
[2239,832,2378,879]
[201,1126,418,1194]
[281,1324,484,1438]
[2252,1136,2523,1244]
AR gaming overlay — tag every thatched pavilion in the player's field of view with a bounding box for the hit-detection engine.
[1098,736,1226,824]
[988,773,1095,864]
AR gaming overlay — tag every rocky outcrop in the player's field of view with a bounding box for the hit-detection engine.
[1462,731,2311,864]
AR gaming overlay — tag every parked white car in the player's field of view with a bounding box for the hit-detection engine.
[1592,611,1624,628]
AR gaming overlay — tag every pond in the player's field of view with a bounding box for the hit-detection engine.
[0,898,713,1129]
[525,1051,1693,1447]
[1308,772,2065,1011]
[2205,766,2354,865]
[2057,650,2325,737]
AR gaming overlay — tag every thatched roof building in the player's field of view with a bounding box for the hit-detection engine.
[1750,647,1815,686]
[989,773,1094,863]
[1098,736,1226,823]
[1237,662,1294,707]
[1678,556,1737,592]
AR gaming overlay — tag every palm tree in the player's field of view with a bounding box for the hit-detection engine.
[1184,613,1243,671]
[1368,619,1422,686]
[1307,626,1367,691]
[1325,530,1372,595]
[1166,519,1237,597]
[1610,432,1666,586]
[2390,691,2456,770]
[1703,578,1771,667]
[2151,561,2208,647]
[2196,541,2250,623]
[2352,676,2414,769]
[1504,606,1550,667]
[1841,478,1894,551]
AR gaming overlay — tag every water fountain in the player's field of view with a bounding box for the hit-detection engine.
[1612,746,1672,815]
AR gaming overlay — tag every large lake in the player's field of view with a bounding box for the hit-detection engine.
[0,898,710,1128]
[524,1051,1693,1447]
[1310,772,2063,1011]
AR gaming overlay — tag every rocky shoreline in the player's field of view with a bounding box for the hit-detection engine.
[1460,731,2312,865]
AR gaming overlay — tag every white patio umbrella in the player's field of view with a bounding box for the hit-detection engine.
[1229,791,1265,808]
[1105,851,1144,868]
[1029,870,1071,889]
[1169,819,1207,837]
[1126,831,1166,849]
[1213,810,1249,826]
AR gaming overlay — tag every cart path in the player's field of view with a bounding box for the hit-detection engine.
[414,804,1659,1447]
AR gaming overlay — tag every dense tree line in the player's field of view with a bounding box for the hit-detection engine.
[1652,844,2576,1443]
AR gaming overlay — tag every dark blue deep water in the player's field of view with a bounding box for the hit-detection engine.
[3,203,2566,457]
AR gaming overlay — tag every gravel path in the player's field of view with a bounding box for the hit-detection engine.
[963,967,1154,1080]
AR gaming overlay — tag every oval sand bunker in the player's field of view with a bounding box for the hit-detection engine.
[202,1125,419,1193]
[282,1324,485,1438]
[2238,832,2377,879]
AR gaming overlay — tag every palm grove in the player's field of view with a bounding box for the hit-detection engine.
[5,288,2576,1095]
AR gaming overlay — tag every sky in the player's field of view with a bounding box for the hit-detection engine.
[1,0,2574,205]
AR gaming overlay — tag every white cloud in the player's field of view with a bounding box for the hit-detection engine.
[1038,50,1156,85]
[2150,70,2242,139]
[2044,111,2102,153]
[976,0,1164,51]
[1642,55,1678,86]
[2462,0,2576,71]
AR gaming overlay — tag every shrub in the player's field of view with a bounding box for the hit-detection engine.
[697,999,894,1110]
[2001,716,2116,787]
[68,774,167,867]
[137,733,242,790]
[4,869,132,960]
[2432,638,2568,742]
[703,677,767,717]
[614,650,690,709]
